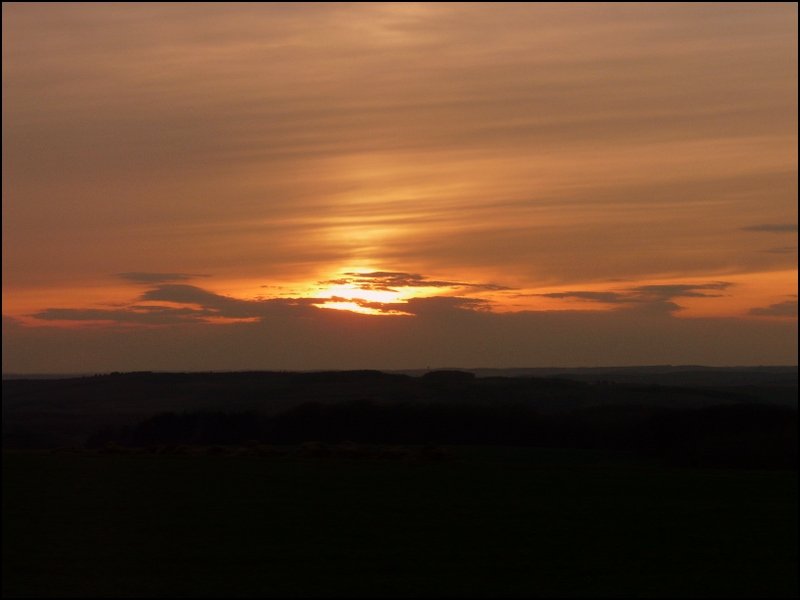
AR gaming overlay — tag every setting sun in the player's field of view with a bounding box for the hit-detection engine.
[311,274,411,315]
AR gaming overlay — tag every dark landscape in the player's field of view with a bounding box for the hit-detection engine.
[3,367,797,597]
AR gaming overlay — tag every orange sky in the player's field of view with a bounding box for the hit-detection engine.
[2,3,797,372]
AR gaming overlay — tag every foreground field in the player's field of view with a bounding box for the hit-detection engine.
[3,448,797,598]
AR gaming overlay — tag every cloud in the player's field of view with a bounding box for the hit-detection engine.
[741,224,798,233]
[320,271,511,292]
[117,272,210,283]
[628,283,730,299]
[29,284,323,325]
[140,284,237,309]
[31,305,214,325]
[762,246,797,254]
[353,295,492,316]
[536,291,631,303]
[748,300,798,317]
[30,278,737,326]
[140,282,495,318]
[2,315,26,332]
[140,284,320,318]
[537,282,732,314]
[7,295,798,373]
[26,261,514,329]
[30,279,501,326]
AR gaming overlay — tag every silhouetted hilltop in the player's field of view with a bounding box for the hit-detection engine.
[5,365,796,385]
[399,365,799,386]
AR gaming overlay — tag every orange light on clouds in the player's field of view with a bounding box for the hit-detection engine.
[310,269,411,315]
[316,300,411,316]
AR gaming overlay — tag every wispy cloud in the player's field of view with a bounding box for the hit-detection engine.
[741,224,798,233]
[139,285,320,319]
[537,282,732,314]
[31,284,323,325]
[628,283,730,299]
[761,246,797,254]
[350,296,492,316]
[28,277,738,325]
[117,272,210,284]
[536,291,633,304]
[320,271,511,292]
[31,305,214,325]
[748,300,798,317]
[128,281,495,320]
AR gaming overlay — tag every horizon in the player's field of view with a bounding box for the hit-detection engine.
[4,363,798,378]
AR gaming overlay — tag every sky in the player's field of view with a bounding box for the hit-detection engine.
[2,2,797,373]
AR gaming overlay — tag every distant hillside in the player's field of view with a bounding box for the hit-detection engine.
[6,365,797,385]
[3,369,796,450]
[396,366,798,386]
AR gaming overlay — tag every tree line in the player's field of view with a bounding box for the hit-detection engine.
[86,399,797,469]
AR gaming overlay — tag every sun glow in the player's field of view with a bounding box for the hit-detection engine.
[318,284,404,304]
[310,282,406,315]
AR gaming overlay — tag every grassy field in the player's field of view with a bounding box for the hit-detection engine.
[3,447,797,598]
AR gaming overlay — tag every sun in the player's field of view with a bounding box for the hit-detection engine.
[320,283,402,304]
[313,282,410,315]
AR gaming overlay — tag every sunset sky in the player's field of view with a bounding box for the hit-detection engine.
[2,2,797,372]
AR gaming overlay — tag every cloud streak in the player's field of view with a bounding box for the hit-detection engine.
[748,300,798,317]
[320,271,511,292]
[27,276,741,326]
[761,246,797,254]
[741,224,798,233]
[117,272,210,284]
[7,297,797,372]
[31,305,216,326]
[31,285,324,325]
[537,282,732,314]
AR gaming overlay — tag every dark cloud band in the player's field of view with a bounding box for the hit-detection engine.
[117,272,210,284]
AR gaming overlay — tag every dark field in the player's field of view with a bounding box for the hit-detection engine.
[3,447,797,598]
